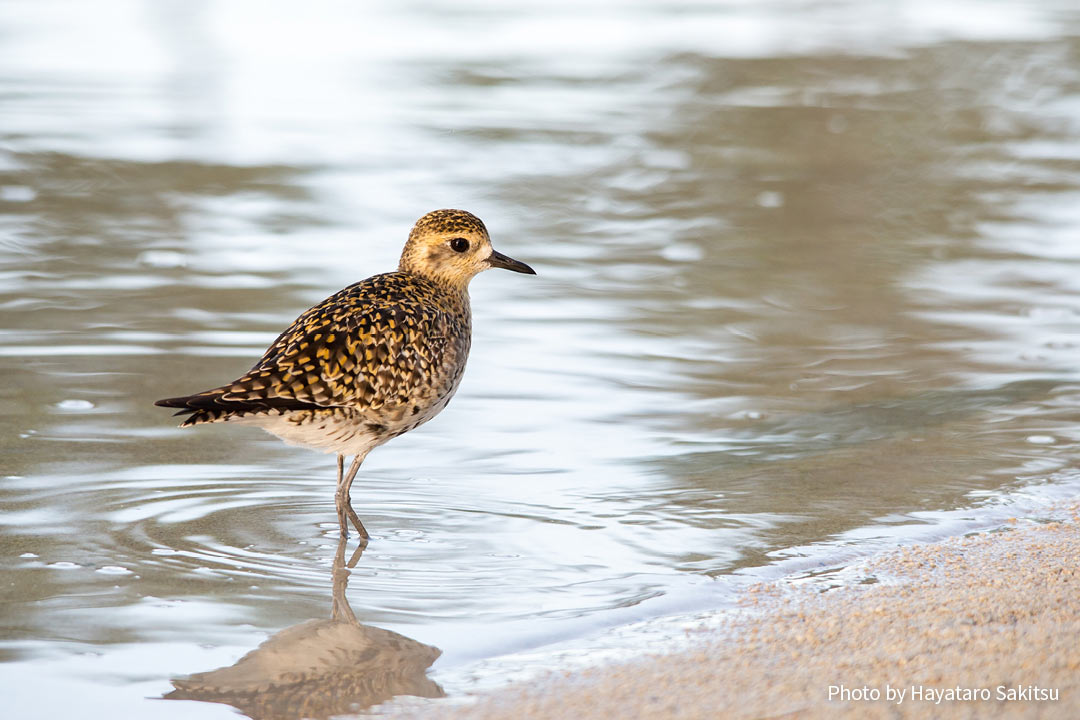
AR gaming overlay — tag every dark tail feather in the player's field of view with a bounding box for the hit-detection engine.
[155,396,199,409]
[154,392,329,414]
[155,390,332,428]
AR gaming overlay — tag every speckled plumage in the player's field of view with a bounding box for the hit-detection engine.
[156,209,535,540]
[161,272,472,455]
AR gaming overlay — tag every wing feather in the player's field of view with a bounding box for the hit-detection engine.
[155,273,462,422]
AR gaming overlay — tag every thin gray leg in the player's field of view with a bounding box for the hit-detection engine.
[335,454,349,538]
[336,453,369,539]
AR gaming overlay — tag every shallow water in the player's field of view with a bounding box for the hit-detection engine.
[3,1,1080,717]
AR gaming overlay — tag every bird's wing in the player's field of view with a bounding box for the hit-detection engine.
[235,281,454,410]
[157,276,455,416]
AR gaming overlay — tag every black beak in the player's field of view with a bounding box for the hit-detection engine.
[487,249,536,275]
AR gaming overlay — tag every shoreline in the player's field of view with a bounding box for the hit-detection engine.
[386,503,1080,719]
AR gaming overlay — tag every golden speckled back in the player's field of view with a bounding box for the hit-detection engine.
[167,271,470,427]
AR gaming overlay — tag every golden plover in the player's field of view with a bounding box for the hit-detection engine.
[156,209,535,540]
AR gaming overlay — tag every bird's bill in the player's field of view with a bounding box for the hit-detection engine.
[487,249,536,275]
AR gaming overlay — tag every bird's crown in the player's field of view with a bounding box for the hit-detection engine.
[408,208,489,241]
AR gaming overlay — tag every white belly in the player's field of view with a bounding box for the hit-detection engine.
[220,387,459,457]
[223,409,385,457]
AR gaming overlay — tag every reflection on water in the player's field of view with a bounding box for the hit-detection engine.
[167,539,443,719]
[2,1,1080,718]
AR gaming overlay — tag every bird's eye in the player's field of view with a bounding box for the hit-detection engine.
[450,237,469,253]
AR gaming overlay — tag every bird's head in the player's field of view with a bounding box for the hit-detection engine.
[398,209,535,288]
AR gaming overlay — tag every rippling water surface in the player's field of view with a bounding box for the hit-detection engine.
[3,1,1080,717]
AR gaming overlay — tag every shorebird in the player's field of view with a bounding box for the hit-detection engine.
[156,209,535,540]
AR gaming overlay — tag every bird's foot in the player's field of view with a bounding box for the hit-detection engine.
[335,492,369,542]
[345,502,369,541]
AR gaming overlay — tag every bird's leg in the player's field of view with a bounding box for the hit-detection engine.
[335,454,349,539]
[337,453,369,540]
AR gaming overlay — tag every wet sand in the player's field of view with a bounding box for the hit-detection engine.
[391,508,1080,719]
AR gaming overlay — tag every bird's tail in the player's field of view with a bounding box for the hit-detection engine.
[154,392,231,426]
[155,388,329,427]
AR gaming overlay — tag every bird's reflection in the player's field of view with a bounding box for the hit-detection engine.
[166,538,444,719]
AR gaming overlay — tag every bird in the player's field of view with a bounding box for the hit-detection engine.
[155,209,535,541]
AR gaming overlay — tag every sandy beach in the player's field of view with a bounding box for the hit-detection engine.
[390,508,1080,719]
